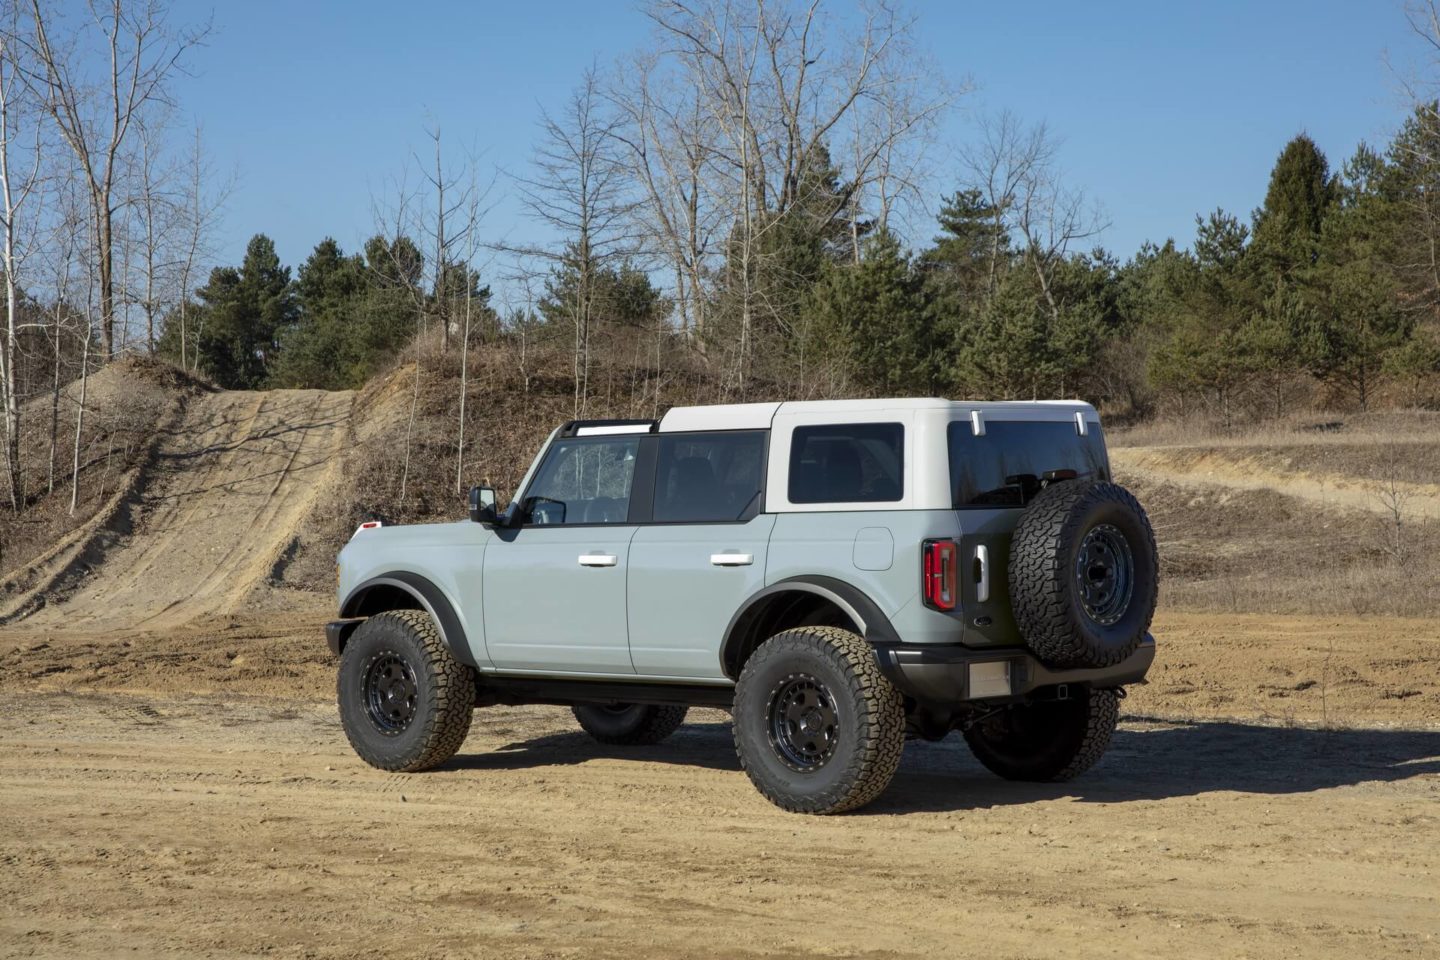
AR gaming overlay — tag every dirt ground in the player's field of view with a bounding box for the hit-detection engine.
[2,386,1438,959]
[1,603,1437,960]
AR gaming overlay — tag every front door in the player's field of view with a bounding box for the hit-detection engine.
[627,430,771,679]
[483,434,641,675]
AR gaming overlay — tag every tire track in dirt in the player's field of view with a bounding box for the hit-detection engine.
[1111,446,1440,520]
[18,388,352,631]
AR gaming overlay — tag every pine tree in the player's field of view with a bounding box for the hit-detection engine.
[1250,134,1336,284]
[189,235,296,389]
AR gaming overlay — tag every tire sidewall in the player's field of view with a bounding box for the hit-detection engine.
[338,616,440,767]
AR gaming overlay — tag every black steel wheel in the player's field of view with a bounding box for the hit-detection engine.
[338,610,475,772]
[1075,524,1134,626]
[363,652,419,734]
[767,674,840,772]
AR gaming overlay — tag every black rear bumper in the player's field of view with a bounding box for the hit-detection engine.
[873,634,1155,705]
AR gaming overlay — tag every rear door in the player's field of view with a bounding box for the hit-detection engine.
[483,434,641,675]
[627,430,772,680]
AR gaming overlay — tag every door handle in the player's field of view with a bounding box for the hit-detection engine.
[710,552,754,566]
[578,553,618,567]
[975,544,990,603]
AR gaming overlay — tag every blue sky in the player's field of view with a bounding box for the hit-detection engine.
[173,0,1417,284]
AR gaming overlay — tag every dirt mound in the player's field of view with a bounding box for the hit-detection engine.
[2,388,352,628]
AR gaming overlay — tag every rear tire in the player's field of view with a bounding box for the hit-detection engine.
[732,626,905,814]
[962,687,1119,782]
[572,703,689,745]
[338,610,475,772]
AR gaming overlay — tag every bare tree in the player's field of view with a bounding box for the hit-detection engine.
[630,0,949,384]
[0,21,44,511]
[419,126,473,355]
[172,125,224,372]
[511,68,636,416]
[19,0,206,358]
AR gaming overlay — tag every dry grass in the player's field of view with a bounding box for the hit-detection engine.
[1119,466,1440,619]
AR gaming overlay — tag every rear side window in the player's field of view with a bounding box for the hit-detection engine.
[788,423,904,504]
[653,431,766,523]
[947,420,1109,508]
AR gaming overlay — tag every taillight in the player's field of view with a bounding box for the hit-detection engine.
[922,540,958,611]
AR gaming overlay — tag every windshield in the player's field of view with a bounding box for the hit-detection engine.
[947,419,1109,508]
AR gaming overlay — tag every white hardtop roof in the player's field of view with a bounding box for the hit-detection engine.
[657,397,1097,433]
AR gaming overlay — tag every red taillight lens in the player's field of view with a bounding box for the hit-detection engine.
[922,540,958,611]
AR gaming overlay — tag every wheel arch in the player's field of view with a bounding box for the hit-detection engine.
[719,575,901,680]
[338,573,478,668]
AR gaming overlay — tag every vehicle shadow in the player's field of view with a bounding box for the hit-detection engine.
[449,714,1440,815]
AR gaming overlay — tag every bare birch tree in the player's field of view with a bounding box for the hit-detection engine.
[0,22,44,511]
[18,0,206,358]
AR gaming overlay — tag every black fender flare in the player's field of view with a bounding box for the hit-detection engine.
[719,575,901,679]
[338,572,478,668]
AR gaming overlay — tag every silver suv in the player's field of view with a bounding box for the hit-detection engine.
[328,398,1158,814]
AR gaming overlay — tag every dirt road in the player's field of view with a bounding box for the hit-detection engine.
[3,389,351,628]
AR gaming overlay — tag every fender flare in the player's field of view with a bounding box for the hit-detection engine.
[719,575,901,678]
[339,572,478,668]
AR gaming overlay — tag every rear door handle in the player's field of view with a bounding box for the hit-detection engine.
[578,553,618,567]
[710,552,754,566]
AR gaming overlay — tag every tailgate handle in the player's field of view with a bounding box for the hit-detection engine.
[710,552,754,566]
[975,544,990,603]
[578,553,618,567]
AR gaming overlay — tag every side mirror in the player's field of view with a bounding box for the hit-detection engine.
[469,485,498,524]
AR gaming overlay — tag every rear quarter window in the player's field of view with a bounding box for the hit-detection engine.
[788,423,904,504]
[948,420,1108,507]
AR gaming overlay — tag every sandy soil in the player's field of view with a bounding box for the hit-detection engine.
[1111,445,1440,521]
[1,606,1437,960]
[3,389,352,628]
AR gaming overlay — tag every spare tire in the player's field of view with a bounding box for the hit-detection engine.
[1008,480,1158,668]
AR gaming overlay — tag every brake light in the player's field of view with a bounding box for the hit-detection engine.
[922,540,958,611]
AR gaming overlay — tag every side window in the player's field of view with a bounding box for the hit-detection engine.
[653,431,766,523]
[788,423,903,504]
[523,436,640,525]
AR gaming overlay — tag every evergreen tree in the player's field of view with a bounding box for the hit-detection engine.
[804,230,938,394]
[185,235,295,389]
[1250,134,1335,284]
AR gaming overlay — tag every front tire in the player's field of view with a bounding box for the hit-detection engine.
[572,703,689,745]
[338,610,475,772]
[962,687,1119,782]
[733,626,905,814]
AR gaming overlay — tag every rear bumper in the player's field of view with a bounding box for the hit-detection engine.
[325,618,365,656]
[873,634,1156,705]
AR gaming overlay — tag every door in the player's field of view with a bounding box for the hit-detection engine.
[628,430,772,679]
[483,434,642,675]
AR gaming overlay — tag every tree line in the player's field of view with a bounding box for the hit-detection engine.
[5,0,1440,520]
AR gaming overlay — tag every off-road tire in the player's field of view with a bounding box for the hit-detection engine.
[338,609,475,772]
[963,687,1120,782]
[732,626,905,815]
[572,703,689,745]
[1009,480,1158,668]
